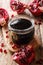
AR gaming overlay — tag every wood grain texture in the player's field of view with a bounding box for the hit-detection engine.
[40,23,43,47]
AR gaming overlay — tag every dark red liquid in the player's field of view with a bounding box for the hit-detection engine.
[10,18,32,30]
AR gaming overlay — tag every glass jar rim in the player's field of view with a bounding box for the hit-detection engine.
[8,17,34,34]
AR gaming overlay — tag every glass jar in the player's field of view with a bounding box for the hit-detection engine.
[8,15,34,45]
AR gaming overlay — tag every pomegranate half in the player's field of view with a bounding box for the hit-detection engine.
[12,45,35,65]
[10,0,26,14]
[29,0,43,16]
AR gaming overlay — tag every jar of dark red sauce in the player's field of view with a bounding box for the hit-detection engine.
[8,15,34,45]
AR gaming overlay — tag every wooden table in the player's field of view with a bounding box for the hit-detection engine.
[0,0,43,65]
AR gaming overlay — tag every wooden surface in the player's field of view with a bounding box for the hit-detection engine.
[0,0,43,65]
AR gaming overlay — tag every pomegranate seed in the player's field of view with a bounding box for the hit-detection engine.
[11,14,14,18]
[0,48,3,53]
[38,22,42,25]
[4,49,7,54]
[35,22,37,25]
[10,42,13,45]
[12,44,17,49]
[6,35,9,38]
[6,31,8,34]
[1,43,4,47]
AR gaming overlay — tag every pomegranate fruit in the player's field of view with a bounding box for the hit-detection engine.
[12,45,35,65]
[10,0,26,14]
[0,8,9,26]
[10,0,43,16]
[29,0,43,16]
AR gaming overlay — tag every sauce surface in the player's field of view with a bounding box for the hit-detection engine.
[10,19,32,30]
